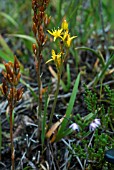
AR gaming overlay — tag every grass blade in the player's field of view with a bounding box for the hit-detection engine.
[7,34,36,44]
[93,54,114,86]
[76,46,105,67]
[20,79,38,100]
[0,12,18,28]
[56,73,80,141]
[0,50,14,62]
[99,54,114,79]
[0,35,14,58]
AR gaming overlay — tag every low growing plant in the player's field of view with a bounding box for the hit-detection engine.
[65,85,114,169]
[0,56,23,170]
[31,0,79,147]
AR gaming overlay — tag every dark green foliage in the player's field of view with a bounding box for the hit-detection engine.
[105,85,114,110]
[83,85,98,113]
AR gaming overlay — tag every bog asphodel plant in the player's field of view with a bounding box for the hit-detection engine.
[46,19,77,131]
[0,56,23,170]
[32,0,50,139]
[46,19,77,75]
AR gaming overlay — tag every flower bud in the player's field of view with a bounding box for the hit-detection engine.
[61,20,68,30]
[1,79,8,95]
[14,56,20,75]
[32,43,37,55]
[32,22,37,36]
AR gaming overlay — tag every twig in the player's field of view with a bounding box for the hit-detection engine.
[62,139,84,170]
[84,131,95,168]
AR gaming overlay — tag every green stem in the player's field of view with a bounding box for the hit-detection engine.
[48,74,61,129]
[48,52,66,129]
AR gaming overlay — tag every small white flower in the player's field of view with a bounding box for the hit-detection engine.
[69,123,79,131]
[89,118,101,131]
[94,118,101,126]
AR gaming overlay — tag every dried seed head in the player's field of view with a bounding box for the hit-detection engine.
[39,6,45,12]
[14,56,20,75]
[3,62,14,84]
[44,15,50,26]
[32,43,37,55]
[32,22,37,36]
[7,73,14,85]
[2,70,7,79]
[7,88,13,101]
[16,87,24,101]
[1,79,8,95]
[1,57,23,106]
[13,72,21,86]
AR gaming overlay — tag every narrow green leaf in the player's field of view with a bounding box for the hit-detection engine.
[56,73,80,140]
[108,46,114,50]
[0,50,14,62]
[41,86,50,147]
[0,64,5,69]
[83,112,94,122]
[94,54,114,86]
[66,64,71,90]
[7,34,36,44]
[76,46,105,67]
[20,79,38,100]
[0,35,14,58]
[0,12,18,28]
[99,55,114,79]
[60,64,71,92]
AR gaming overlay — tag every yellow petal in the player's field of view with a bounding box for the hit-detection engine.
[46,59,53,64]
[52,49,56,56]
[47,30,53,35]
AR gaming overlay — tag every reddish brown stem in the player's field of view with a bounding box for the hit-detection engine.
[36,47,42,139]
[10,104,14,170]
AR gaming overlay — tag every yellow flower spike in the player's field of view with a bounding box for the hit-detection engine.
[66,34,77,47]
[61,19,68,31]
[48,28,63,41]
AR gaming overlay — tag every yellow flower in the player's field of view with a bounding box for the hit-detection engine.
[46,50,62,67]
[61,20,68,30]
[48,29,63,41]
[60,30,69,41]
[66,34,77,47]
[60,30,77,47]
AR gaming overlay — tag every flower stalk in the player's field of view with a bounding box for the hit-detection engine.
[9,103,14,170]
[0,56,23,170]
[32,0,50,139]
[48,73,61,129]
[47,19,77,129]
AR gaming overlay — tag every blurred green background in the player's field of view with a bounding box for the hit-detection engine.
[0,0,114,63]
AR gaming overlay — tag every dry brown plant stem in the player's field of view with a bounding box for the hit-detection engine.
[32,0,50,139]
[36,47,42,138]
[9,98,14,170]
[0,56,23,170]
